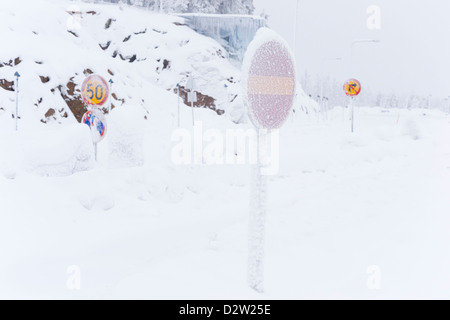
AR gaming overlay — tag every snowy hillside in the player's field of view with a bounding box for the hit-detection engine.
[0,0,244,127]
[0,0,316,128]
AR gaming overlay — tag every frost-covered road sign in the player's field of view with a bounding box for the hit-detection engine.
[242,28,296,293]
[243,30,296,130]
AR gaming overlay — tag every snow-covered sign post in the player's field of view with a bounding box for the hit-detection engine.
[242,28,296,293]
[81,74,110,161]
[186,77,197,126]
[176,83,181,127]
[343,78,361,133]
[14,72,21,131]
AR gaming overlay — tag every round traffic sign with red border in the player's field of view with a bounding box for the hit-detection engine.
[82,110,107,143]
[81,74,109,106]
[344,79,361,97]
[243,29,296,130]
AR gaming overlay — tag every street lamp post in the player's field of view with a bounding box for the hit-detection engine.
[349,39,380,76]
[346,39,380,131]
[293,0,300,60]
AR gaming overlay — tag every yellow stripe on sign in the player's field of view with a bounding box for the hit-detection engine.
[248,76,295,96]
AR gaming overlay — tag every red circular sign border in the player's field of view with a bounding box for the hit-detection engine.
[344,78,362,97]
[81,110,107,143]
[242,29,296,131]
[81,74,110,107]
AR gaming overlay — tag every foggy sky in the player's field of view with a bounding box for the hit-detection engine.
[254,0,450,99]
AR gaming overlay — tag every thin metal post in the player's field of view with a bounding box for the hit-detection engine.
[191,94,195,126]
[248,129,268,293]
[351,97,354,133]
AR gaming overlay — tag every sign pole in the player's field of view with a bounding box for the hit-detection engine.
[343,79,361,133]
[177,84,180,128]
[94,142,98,162]
[351,97,354,133]
[14,72,21,131]
[191,93,195,126]
[248,129,268,293]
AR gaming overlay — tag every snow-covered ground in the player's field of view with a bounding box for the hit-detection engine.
[0,0,449,300]
[1,105,449,299]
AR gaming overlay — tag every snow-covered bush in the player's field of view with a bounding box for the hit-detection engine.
[4,124,96,177]
[402,116,422,140]
[108,106,146,168]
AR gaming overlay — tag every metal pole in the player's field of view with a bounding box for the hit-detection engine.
[191,93,195,126]
[351,97,354,133]
[14,72,20,131]
[94,143,98,162]
[160,0,163,13]
[177,84,180,128]
[293,0,300,60]
[248,129,268,293]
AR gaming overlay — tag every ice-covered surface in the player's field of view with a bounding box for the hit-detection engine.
[178,14,266,62]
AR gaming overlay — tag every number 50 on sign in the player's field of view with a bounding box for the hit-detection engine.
[82,74,109,106]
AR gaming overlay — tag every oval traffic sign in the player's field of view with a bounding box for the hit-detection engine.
[344,79,361,97]
[82,110,107,143]
[243,29,296,130]
[81,74,109,106]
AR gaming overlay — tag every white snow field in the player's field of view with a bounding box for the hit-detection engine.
[1,106,449,300]
[1,1,450,300]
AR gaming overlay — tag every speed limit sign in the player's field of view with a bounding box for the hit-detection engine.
[81,74,109,106]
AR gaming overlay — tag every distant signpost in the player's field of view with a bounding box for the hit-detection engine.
[186,77,196,125]
[242,28,296,293]
[343,78,361,132]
